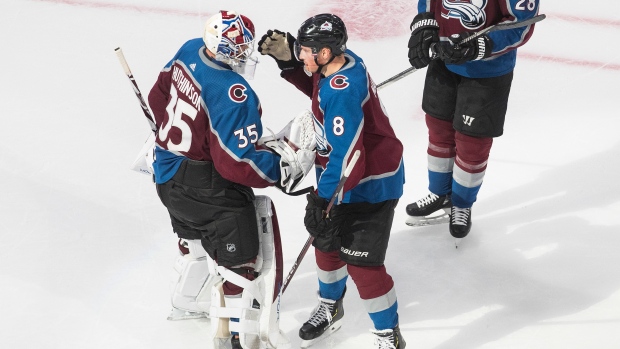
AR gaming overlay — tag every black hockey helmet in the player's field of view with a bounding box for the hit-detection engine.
[296,13,348,56]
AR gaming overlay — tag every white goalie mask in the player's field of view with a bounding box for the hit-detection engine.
[203,10,258,78]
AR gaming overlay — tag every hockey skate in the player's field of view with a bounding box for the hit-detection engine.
[371,325,406,349]
[449,206,472,239]
[230,335,242,349]
[299,290,345,348]
[405,193,451,227]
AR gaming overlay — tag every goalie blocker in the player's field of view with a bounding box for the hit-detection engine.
[169,196,290,349]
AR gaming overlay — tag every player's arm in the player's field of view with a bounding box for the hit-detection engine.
[148,64,174,130]
[208,94,281,188]
[257,28,313,97]
[281,67,314,98]
[148,44,190,129]
[317,92,365,203]
[490,0,540,55]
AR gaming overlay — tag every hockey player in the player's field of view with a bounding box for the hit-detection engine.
[147,10,312,349]
[406,0,540,238]
[258,13,406,349]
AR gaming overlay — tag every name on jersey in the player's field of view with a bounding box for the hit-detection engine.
[172,66,201,111]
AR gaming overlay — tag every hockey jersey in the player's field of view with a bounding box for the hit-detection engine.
[419,0,540,78]
[282,50,405,204]
[148,38,280,188]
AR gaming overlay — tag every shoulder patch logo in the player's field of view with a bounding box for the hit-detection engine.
[330,75,349,90]
[229,84,248,103]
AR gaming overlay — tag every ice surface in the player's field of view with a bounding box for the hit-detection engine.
[1,1,619,348]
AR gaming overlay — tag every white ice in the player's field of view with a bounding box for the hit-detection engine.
[1,1,620,348]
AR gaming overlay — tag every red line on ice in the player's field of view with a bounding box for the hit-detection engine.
[32,0,204,17]
[35,1,620,71]
[520,53,620,71]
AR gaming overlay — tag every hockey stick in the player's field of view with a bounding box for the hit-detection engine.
[375,14,547,89]
[281,150,361,294]
[457,14,546,46]
[114,47,157,133]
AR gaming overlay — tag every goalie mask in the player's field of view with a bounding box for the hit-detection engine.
[203,10,258,77]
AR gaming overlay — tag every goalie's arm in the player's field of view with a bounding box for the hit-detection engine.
[207,98,283,189]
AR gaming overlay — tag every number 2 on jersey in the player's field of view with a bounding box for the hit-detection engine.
[516,0,536,11]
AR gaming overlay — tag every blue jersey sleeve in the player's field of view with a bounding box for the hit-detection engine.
[207,81,281,187]
[489,0,540,55]
[316,75,365,201]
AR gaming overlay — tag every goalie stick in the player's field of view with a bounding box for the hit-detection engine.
[375,14,547,89]
[115,47,157,133]
[281,150,361,294]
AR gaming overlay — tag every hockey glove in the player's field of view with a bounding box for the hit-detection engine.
[304,191,330,237]
[259,110,316,194]
[433,32,493,65]
[257,29,304,71]
[407,12,439,69]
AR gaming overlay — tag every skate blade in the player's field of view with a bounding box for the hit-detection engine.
[405,209,450,227]
[300,320,342,348]
[166,308,208,321]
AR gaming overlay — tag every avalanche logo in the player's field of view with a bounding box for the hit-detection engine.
[441,0,487,30]
[320,21,333,32]
[330,75,349,90]
[229,84,247,103]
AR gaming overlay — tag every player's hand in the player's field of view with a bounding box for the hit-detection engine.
[303,191,330,237]
[257,29,303,70]
[433,32,493,65]
[407,12,439,69]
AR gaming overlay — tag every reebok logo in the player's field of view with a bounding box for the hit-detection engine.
[463,115,475,126]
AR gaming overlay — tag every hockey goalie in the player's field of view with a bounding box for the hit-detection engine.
[163,109,316,349]
[169,196,290,349]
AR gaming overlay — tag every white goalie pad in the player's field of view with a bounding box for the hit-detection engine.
[259,110,316,193]
[209,196,290,349]
[168,239,221,320]
[130,131,155,177]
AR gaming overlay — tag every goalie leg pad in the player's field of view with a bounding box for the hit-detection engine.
[169,239,221,319]
[208,196,290,348]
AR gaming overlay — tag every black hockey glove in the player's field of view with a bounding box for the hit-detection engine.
[407,12,439,69]
[257,29,304,71]
[432,32,493,65]
[304,191,331,237]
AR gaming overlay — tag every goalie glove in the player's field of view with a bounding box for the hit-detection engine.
[259,110,317,193]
